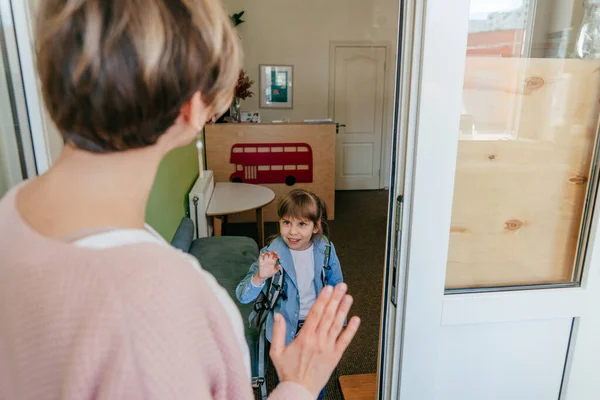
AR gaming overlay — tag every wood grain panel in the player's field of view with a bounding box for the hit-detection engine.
[447,58,600,288]
[338,374,376,400]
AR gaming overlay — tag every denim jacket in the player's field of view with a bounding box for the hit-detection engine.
[236,236,343,346]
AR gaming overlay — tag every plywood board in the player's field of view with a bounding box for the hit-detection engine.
[447,58,600,289]
[205,123,336,223]
[338,374,376,400]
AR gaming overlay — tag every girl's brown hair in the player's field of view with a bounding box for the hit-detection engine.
[35,0,241,152]
[277,189,329,238]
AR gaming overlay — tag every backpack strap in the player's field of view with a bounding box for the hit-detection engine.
[320,236,332,287]
[267,269,286,309]
[249,266,286,331]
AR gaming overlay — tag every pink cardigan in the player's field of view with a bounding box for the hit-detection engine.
[0,186,312,400]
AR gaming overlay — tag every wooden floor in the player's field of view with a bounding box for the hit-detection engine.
[338,373,377,400]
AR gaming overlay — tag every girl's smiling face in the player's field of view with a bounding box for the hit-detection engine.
[279,216,319,251]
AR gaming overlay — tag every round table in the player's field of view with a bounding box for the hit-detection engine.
[206,182,275,247]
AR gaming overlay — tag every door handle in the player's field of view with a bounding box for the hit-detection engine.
[391,195,404,307]
[335,123,346,134]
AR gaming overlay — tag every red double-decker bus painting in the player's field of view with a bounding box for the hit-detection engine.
[229,143,313,186]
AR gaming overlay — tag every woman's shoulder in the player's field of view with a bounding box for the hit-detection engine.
[99,244,253,397]
[74,241,220,329]
[104,244,244,349]
[70,227,207,291]
[105,243,216,298]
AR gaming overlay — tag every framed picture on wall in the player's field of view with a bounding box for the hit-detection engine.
[259,65,293,109]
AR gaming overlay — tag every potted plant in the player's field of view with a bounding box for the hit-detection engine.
[230,69,254,122]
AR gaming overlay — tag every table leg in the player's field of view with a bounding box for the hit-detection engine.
[213,217,222,236]
[256,207,264,248]
[222,215,228,236]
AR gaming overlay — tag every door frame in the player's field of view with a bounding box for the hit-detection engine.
[328,40,393,190]
[1,0,38,178]
[380,0,600,398]
[376,0,423,396]
[9,0,53,174]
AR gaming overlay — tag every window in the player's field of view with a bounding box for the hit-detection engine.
[284,165,296,170]
[271,146,283,152]
[271,165,283,170]
[466,0,535,58]
[284,146,297,152]
[298,146,309,152]
[298,165,309,170]
[237,165,243,171]
[258,165,270,171]
[244,147,257,153]
[445,0,600,290]
[232,147,243,153]
[258,147,270,153]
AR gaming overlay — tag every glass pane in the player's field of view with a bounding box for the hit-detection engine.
[446,0,600,289]
[0,69,23,195]
[0,5,28,197]
[221,0,400,385]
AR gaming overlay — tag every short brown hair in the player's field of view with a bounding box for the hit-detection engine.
[35,0,241,152]
[277,189,329,238]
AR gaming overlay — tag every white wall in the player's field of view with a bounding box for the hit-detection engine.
[530,0,554,57]
[547,0,585,33]
[44,119,63,164]
[23,0,401,182]
[224,0,400,187]
[532,0,585,57]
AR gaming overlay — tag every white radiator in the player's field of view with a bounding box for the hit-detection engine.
[188,170,214,239]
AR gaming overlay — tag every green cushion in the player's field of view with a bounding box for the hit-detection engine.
[188,236,261,348]
[189,236,262,376]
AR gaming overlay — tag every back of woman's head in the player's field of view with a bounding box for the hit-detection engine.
[35,0,241,152]
[277,189,329,238]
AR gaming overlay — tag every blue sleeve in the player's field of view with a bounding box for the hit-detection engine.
[327,242,344,287]
[236,247,271,304]
[235,260,265,304]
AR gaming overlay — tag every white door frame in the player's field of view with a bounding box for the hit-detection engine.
[1,0,37,178]
[380,0,600,398]
[9,0,52,174]
[328,40,393,190]
[376,0,421,396]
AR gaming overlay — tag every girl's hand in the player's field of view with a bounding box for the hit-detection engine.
[253,251,280,285]
[270,283,360,397]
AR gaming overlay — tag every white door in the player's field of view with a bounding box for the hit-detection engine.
[0,0,38,196]
[380,0,600,399]
[331,45,386,190]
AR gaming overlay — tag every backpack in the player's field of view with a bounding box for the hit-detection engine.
[249,237,332,332]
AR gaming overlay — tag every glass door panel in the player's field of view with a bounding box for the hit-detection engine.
[446,0,600,290]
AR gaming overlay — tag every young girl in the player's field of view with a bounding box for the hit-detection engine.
[236,189,344,399]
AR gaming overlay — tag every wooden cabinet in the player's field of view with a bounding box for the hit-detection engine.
[205,122,336,222]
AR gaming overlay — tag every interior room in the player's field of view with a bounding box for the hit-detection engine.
[4,0,600,398]
[146,1,402,398]
[1,1,401,395]
[142,0,600,398]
